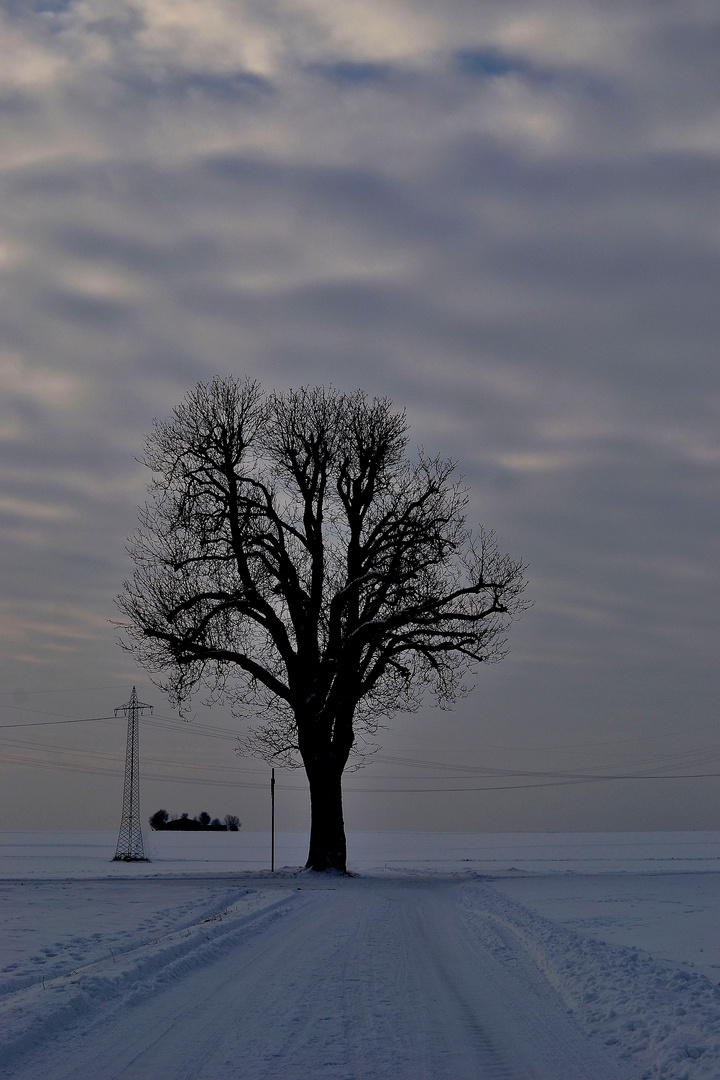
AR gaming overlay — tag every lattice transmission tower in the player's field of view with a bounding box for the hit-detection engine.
[113,686,152,862]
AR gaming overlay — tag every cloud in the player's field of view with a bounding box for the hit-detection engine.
[0,352,86,410]
[0,12,69,90]
[495,452,573,473]
[286,0,444,61]
[0,0,718,828]
[488,7,617,66]
[0,495,75,521]
[306,61,403,87]
[127,0,281,76]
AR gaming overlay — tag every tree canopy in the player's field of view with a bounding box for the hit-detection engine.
[117,378,528,870]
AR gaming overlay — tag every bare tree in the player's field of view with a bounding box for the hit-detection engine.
[117,378,528,872]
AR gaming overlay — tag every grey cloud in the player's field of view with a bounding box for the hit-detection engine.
[454,49,522,79]
[453,47,617,99]
[201,155,461,243]
[0,88,39,115]
[305,61,402,87]
[483,235,720,295]
[48,224,224,275]
[446,140,720,200]
[3,164,86,198]
[40,288,133,326]
[646,18,720,99]
[115,68,276,103]
[0,0,718,830]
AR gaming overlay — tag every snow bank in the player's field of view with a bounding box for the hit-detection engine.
[462,880,720,1080]
[0,884,303,1072]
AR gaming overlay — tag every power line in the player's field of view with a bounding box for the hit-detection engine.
[1,700,719,793]
[376,745,720,780]
[2,700,718,754]
[2,747,719,791]
[0,736,268,777]
[0,710,240,735]
[0,684,127,695]
[4,713,720,776]
[0,752,275,789]
[388,716,720,754]
[5,731,720,784]
[0,715,118,729]
[3,722,720,776]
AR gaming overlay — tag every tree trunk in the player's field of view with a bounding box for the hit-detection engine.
[304,763,347,872]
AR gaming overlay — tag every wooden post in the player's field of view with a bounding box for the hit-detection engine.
[271,767,275,873]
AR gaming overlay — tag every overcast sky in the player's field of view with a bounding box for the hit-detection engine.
[1,0,718,837]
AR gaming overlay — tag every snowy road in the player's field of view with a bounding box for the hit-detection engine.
[1,874,626,1080]
[4,831,720,1080]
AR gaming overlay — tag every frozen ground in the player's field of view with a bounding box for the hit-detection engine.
[1,832,719,1079]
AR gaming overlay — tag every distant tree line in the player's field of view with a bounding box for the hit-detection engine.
[149,809,240,832]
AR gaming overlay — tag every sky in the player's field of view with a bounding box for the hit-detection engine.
[0,0,718,835]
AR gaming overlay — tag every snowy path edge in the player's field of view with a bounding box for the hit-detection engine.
[0,888,302,1071]
[462,879,720,1080]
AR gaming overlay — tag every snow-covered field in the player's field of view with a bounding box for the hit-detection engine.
[1,832,719,1079]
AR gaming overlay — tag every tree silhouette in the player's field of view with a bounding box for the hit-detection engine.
[147,808,239,831]
[149,808,169,831]
[118,379,528,871]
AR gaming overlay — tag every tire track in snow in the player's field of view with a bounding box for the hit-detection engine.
[2,876,629,1080]
[396,898,524,1079]
[0,887,304,1076]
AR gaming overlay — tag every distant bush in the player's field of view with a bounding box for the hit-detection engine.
[149,809,241,832]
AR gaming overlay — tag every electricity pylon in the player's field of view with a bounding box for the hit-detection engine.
[113,686,152,861]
